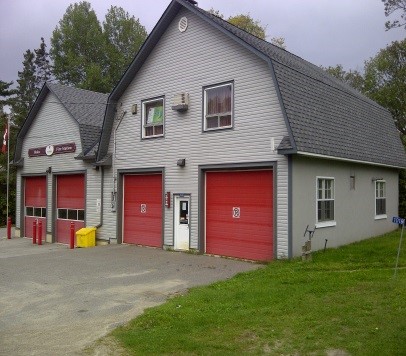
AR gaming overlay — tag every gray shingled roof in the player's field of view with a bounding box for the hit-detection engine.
[98,0,406,168]
[46,83,109,155]
[194,4,406,168]
[14,83,109,164]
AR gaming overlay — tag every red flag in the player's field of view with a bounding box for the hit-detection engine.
[1,126,7,153]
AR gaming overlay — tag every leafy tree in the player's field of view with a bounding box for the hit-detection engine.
[270,37,286,49]
[364,39,406,135]
[207,7,224,18]
[382,0,406,30]
[34,37,52,89]
[50,1,109,92]
[0,82,17,225]
[228,14,266,40]
[323,64,365,93]
[207,8,267,40]
[103,6,147,88]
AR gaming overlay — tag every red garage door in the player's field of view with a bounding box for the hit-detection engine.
[206,170,273,261]
[123,174,162,247]
[56,174,85,244]
[24,176,47,241]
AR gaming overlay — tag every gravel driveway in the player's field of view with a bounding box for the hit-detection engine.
[0,236,259,355]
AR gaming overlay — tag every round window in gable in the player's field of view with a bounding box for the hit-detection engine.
[178,17,188,32]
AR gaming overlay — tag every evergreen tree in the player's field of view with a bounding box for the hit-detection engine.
[34,37,52,90]
[0,81,17,111]
[10,49,38,130]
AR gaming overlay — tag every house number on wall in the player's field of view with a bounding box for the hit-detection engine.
[140,204,147,213]
[233,207,240,219]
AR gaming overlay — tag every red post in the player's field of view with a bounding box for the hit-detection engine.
[33,220,37,244]
[70,222,75,249]
[37,220,42,245]
[7,216,12,239]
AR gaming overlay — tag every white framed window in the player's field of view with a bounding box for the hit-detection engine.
[375,180,386,219]
[142,97,164,138]
[203,83,233,131]
[316,177,336,228]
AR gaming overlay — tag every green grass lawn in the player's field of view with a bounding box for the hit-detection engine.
[111,230,406,355]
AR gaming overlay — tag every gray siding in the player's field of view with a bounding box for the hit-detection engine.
[16,92,102,238]
[291,155,399,256]
[104,8,289,257]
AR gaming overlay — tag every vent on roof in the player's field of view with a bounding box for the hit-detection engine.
[178,17,188,32]
[172,93,189,111]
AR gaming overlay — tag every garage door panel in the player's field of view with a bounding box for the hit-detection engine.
[24,176,47,240]
[123,174,162,247]
[206,170,273,261]
[56,174,85,244]
[57,175,85,209]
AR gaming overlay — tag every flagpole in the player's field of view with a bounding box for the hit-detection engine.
[6,114,10,222]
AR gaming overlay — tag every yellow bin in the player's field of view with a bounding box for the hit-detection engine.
[76,227,96,248]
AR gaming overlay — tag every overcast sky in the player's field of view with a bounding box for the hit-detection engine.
[0,0,404,86]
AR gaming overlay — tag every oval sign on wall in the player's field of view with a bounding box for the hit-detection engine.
[45,145,54,156]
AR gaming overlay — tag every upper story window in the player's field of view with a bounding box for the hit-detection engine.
[316,177,336,228]
[375,180,386,218]
[203,83,233,131]
[142,97,164,138]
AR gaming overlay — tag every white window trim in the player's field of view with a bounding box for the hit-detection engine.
[374,180,387,220]
[316,176,336,228]
[203,82,233,131]
[142,97,165,139]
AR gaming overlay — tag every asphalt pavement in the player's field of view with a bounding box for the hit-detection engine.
[0,235,260,355]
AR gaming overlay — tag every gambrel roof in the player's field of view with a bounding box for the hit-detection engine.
[97,0,406,168]
[14,82,109,164]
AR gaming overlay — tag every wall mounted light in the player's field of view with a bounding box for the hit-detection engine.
[177,159,186,167]
[131,104,137,115]
[46,167,52,174]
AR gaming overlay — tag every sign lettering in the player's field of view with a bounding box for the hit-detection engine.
[392,216,405,225]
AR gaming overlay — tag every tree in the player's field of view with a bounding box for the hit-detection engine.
[363,39,406,135]
[207,8,267,40]
[103,6,147,88]
[34,37,52,89]
[0,81,18,225]
[323,64,365,93]
[270,37,286,49]
[12,50,38,127]
[228,14,266,40]
[0,81,17,111]
[50,1,109,92]
[382,0,406,30]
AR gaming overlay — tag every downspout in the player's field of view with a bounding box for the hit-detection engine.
[111,110,127,212]
[95,166,104,228]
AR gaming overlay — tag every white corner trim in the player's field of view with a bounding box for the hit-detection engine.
[316,221,337,229]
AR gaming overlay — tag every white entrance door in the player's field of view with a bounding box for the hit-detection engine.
[174,195,190,250]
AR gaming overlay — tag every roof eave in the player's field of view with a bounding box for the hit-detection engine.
[295,151,406,169]
[13,83,49,163]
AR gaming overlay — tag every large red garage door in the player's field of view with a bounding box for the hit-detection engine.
[123,174,162,247]
[24,176,47,241]
[206,170,273,261]
[56,174,85,244]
